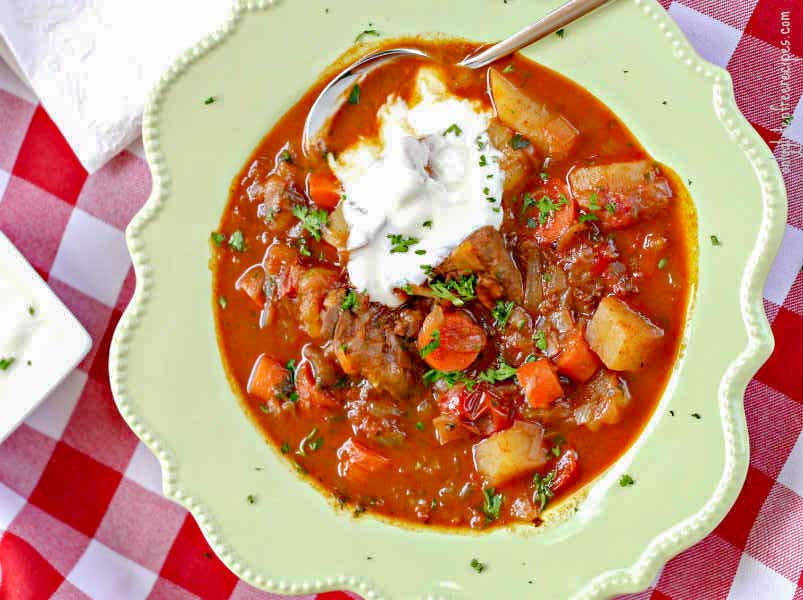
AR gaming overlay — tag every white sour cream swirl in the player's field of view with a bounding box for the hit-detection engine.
[329,67,505,306]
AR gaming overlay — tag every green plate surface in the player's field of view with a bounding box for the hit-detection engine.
[110,1,787,598]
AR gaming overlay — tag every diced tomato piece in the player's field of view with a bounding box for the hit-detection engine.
[336,437,390,482]
[236,265,266,307]
[280,264,302,298]
[437,385,513,437]
[307,171,342,210]
[247,354,288,402]
[432,415,471,446]
[551,448,579,492]
[417,305,486,371]
[555,329,599,382]
[295,362,339,410]
[516,358,563,408]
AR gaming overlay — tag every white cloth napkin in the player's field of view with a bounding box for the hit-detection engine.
[0,1,232,173]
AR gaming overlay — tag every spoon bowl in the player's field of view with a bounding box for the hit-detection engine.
[302,47,429,155]
[302,0,611,155]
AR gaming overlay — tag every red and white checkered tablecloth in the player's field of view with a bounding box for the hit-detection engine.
[0,0,800,598]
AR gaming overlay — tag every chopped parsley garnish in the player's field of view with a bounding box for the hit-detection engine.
[443,123,463,136]
[218,296,228,309]
[658,258,668,270]
[605,202,617,214]
[414,249,427,255]
[420,264,434,276]
[510,134,530,149]
[710,235,722,246]
[527,217,538,229]
[347,84,361,104]
[228,230,246,252]
[246,494,256,504]
[340,290,358,311]
[0,357,15,371]
[428,274,476,306]
[491,300,515,328]
[210,231,226,247]
[477,360,517,384]
[298,238,312,256]
[423,369,475,390]
[415,421,425,432]
[481,487,503,521]
[782,115,793,127]
[532,471,555,510]
[539,171,549,181]
[420,330,441,358]
[280,442,291,454]
[387,233,420,253]
[588,192,601,211]
[579,213,599,223]
[534,329,548,352]
[422,220,433,228]
[502,64,515,73]
[292,205,328,240]
[555,28,566,38]
[285,359,296,384]
[551,434,566,457]
[619,474,635,487]
[354,29,380,42]
[297,427,323,456]
[691,412,702,419]
[520,192,537,215]
[534,194,568,224]
[478,154,488,167]
[470,558,487,573]
[204,96,216,105]
[28,306,35,316]
[278,149,293,163]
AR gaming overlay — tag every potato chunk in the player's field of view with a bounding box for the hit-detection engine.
[569,160,673,229]
[472,421,547,486]
[586,296,664,371]
[489,69,578,159]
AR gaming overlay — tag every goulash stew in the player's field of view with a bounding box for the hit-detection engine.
[212,40,695,529]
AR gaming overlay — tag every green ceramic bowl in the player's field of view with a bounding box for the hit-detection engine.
[110,0,787,598]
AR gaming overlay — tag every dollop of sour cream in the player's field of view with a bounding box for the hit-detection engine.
[329,67,505,306]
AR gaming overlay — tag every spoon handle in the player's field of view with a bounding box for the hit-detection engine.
[459,0,612,69]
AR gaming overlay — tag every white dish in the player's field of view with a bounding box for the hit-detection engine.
[0,232,91,442]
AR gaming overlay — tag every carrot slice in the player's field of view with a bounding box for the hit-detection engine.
[535,195,576,244]
[307,172,342,210]
[247,354,288,402]
[516,358,563,408]
[555,329,599,382]
[417,305,486,371]
[336,437,390,482]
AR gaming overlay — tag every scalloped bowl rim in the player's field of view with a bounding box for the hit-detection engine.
[109,1,786,598]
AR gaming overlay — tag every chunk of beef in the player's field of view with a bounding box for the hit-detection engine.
[321,290,424,402]
[437,226,523,306]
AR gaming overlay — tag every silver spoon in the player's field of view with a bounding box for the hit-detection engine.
[302,0,612,154]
